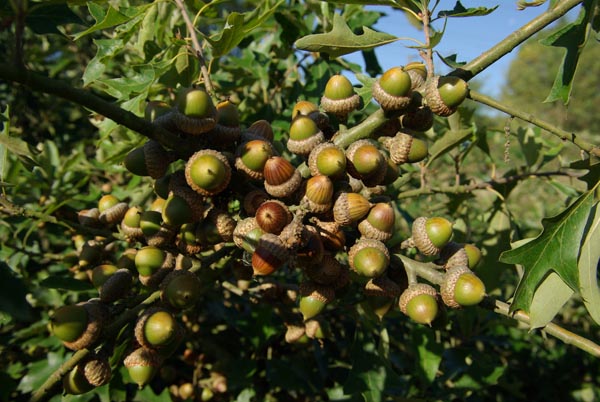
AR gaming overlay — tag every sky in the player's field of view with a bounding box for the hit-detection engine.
[344,1,578,97]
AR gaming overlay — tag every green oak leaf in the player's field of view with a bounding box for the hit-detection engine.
[540,0,594,105]
[578,203,600,325]
[500,187,598,314]
[437,1,498,18]
[529,272,573,329]
[295,13,400,58]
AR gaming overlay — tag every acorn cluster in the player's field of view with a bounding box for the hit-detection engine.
[52,65,485,396]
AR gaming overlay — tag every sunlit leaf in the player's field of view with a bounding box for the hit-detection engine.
[73,3,151,41]
[578,203,600,324]
[295,13,400,58]
[540,0,594,104]
[500,186,598,314]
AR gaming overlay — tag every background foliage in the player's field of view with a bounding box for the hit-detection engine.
[0,0,599,401]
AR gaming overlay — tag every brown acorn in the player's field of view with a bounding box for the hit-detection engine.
[308,142,347,178]
[287,115,325,156]
[263,156,302,198]
[302,175,334,214]
[235,139,275,180]
[348,238,390,278]
[358,202,395,242]
[185,149,231,196]
[311,218,346,251]
[332,192,371,226]
[243,119,274,142]
[320,75,360,119]
[255,200,293,235]
[399,283,439,325]
[251,233,288,275]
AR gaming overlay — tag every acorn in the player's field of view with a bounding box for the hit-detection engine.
[251,233,288,275]
[311,218,346,251]
[177,222,203,255]
[255,200,292,235]
[135,307,179,349]
[161,270,202,309]
[140,210,163,237]
[292,100,319,120]
[172,87,217,135]
[287,115,325,156]
[167,170,206,222]
[358,202,395,242]
[372,67,412,111]
[124,140,171,179]
[235,139,275,180]
[162,193,193,227]
[320,75,360,118]
[149,197,166,213]
[99,268,134,303]
[63,365,94,395]
[285,324,307,344]
[213,100,241,144]
[308,142,347,178]
[204,208,236,242]
[154,174,172,199]
[98,194,128,225]
[90,264,118,290]
[293,225,325,267]
[304,253,342,285]
[135,246,175,287]
[81,353,112,387]
[348,238,390,278]
[121,206,144,239]
[279,217,308,251]
[233,217,262,252]
[404,62,427,90]
[243,189,270,216]
[51,300,108,350]
[381,132,428,164]
[263,156,302,198]
[144,100,171,123]
[332,192,371,226]
[298,281,335,321]
[123,347,162,389]
[78,208,100,227]
[117,248,137,271]
[411,216,453,256]
[399,283,439,325]
[424,75,469,117]
[364,275,402,298]
[464,243,482,269]
[400,103,434,132]
[441,265,485,308]
[243,119,274,142]
[78,240,103,269]
[302,175,334,214]
[185,149,231,196]
[304,319,327,339]
[346,139,386,183]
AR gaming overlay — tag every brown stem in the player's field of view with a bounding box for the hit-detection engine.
[468,90,600,158]
[174,0,214,97]
[419,6,435,78]
[451,0,584,81]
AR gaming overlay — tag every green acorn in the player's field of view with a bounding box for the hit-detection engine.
[399,283,439,325]
[348,238,390,278]
[135,307,180,348]
[173,87,217,135]
[404,62,427,90]
[345,139,387,184]
[411,216,453,256]
[287,115,325,156]
[124,140,171,179]
[162,193,193,227]
[424,75,469,117]
[51,300,108,350]
[185,149,231,196]
[235,139,275,180]
[358,202,395,242]
[98,194,128,225]
[308,142,347,178]
[161,270,202,309]
[63,365,94,395]
[135,246,175,287]
[320,75,360,119]
[441,265,486,308]
[90,264,118,290]
[372,67,412,111]
[381,132,428,165]
[298,281,335,321]
[121,206,144,239]
[124,347,161,389]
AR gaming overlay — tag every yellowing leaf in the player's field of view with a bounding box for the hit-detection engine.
[295,13,400,58]
[578,203,600,325]
[500,187,598,314]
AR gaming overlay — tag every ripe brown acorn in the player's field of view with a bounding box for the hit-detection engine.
[255,200,293,235]
[251,233,288,275]
[263,156,302,198]
[333,192,372,226]
[302,175,334,214]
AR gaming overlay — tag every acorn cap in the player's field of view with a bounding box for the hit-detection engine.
[405,62,427,90]
[364,275,402,298]
[278,217,308,251]
[172,88,217,135]
[99,202,129,225]
[145,224,177,249]
[143,140,171,179]
[62,300,108,351]
[100,268,134,303]
[263,157,302,198]
[440,242,469,270]
[287,116,325,156]
[82,354,112,387]
[138,251,176,288]
[348,238,390,278]
[400,104,434,132]
[185,149,231,196]
[440,265,472,309]
[123,347,161,388]
[398,283,437,314]
[233,217,260,250]
[121,206,144,240]
[235,139,275,181]
[308,142,347,178]
[243,189,270,216]
[298,281,335,321]
[424,76,469,117]
[311,218,346,251]
[160,270,201,309]
[206,208,236,242]
[304,319,326,339]
[293,225,324,267]
[284,324,306,344]
[78,208,100,227]
[251,233,288,275]
[333,192,372,226]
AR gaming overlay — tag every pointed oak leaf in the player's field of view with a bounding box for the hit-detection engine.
[295,13,399,58]
[500,188,597,314]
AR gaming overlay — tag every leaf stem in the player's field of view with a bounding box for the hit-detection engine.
[450,0,584,81]
[174,0,215,98]
[468,90,600,158]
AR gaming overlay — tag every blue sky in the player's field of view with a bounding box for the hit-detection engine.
[344,1,577,97]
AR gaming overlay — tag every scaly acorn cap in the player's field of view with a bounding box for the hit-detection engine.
[160,270,201,309]
[123,347,161,389]
[441,265,485,308]
[251,233,288,276]
[411,216,453,256]
[320,75,360,118]
[287,115,325,156]
[308,142,347,178]
[172,88,217,135]
[138,250,176,288]
[380,132,428,165]
[235,139,275,181]
[100,268,134,303]
[143,140,171,179]
[99,201,128,226]
[311,218,346,251]
[304,319,325,339]
[62,300,108,351]
[333,192,372,226]
[233,217,260,250]
[63,365,94,395]
[405,62,427,90]
[398,283,439,325]
[206,208,236,242]
[348,238,390,278]
[121,206,144,240]
[78,208,100,227]
[364,275,402,298]
[134,307,179,349]
[284,324,306,344]
[304,253,342,285]
[167,171,205,223]
[358,202,395,242]
[293,225,325,268]
[298,281,335,321]
[82,353,112,387]
[439,241,469,270]
[424,75,469,117]
[302,175,334,214]
[255,200,293,235]
[243,189,270,216]
[278,216,308,251]
[372,67,412,111]
[145,223,177,249]
[263,156,302,198]
[185,149,231,196]
[400,104,434,132]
